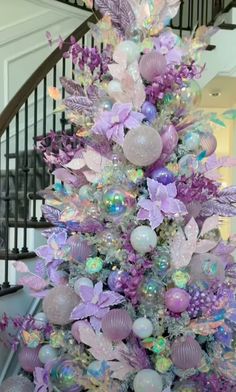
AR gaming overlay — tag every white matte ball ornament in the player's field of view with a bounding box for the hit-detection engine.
[74,277,93,295]
[130,226,157,254]
[123,126,163,167]
[132,317,153,339]
[133,369,163,392]
[34,312,48,328]
[38,345,58,364]
[115,40,140,64]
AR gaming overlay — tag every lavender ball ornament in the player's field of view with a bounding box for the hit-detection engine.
[199,131,217,157]
[102,309,132,341]
[43,286,79,326]
[165,288,190,313]
[139,51,167,82]
[171,336,202,370]
[74,277,93,295]
[108,270,129,292]
[123,125,163,167]
[150,167,175,185]
[18,345,42,373]
[133,369,163,392]
[141,101,157,123]
[38,344,58,364]
[0,376,34,392]
[67,234,93,262]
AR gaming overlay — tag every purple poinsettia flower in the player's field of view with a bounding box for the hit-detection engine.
[137,178,187,229]
[34,367,53,392]
[36,229,69,265]
[92,103,144,146]
[70,281,125,332]
[153,31,184,65]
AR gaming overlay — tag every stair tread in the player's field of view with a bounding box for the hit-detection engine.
[0,285,23,297]
[0,251,36,260]
[0,218,52,228]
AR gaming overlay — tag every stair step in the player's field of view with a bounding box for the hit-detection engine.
[0,285,23,297]
[0,218,52,228]
[220,22,236,29]
[206,44,216,51]
[0,251,36,260]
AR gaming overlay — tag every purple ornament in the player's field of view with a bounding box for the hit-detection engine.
[149,167,175,185]
[139,51,167,82]
[171,336,202,370]
[165,288,190,313]
[102,309,133,341]
[108,270,130,293]
[161,124,178,154]
[67,234,93,263]
[141,101,157,123]
[18,346,42,373]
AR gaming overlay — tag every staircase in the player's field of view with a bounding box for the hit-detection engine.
[0,0,236,379]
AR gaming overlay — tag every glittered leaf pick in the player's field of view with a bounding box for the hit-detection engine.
[222,109,236,120]
[210,113,226,127]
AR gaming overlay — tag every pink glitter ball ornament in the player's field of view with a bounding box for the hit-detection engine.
[0,376,34,392]
[101,309,132,341]
[18,345,42,373]
[171,336,202,370]
[165,288,190,313]
[139,51,167,82]
[67,234,93,263]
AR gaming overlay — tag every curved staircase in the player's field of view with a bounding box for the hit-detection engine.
[0,0,236,381]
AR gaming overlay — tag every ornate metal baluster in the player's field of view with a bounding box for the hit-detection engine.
[22,101,29,253]
[12,113,19,253]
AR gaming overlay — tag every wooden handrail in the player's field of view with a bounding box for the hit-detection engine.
[0,12,98,138]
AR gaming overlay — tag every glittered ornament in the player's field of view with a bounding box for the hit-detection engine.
[190,253,225,285]
[178,154,199,177]
[133,369,163,392]
[42,286,79,326]
[141,101,157,122]
[172,270,190,288]
[74,277,93,295]
[108,270,129,292]
[102,186,133,216]
[173,380,200,392]
[0,376,34,392]
[102,309,132,341]
[132,317,153,339]
[67,234,93,263]
[50,359,81,392]
[38,344,58,364]
[155,356,172,373]
[139,51,167,82]
[18,346,42,373]
[130,226,157,254]
[139,277,164,305]
[199,131,217,157]
[165,288,190,313]
[183,132,201,151]
[87,360,107,378]
[123,125,163,167]
[150,167,175,185]
[171,336,202,370]
[143,336,167,354]
[34,312,48,328]
[85,257,103,274]
[50,331,65,348]
[114,40,140,64]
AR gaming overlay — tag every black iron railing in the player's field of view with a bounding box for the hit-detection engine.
[0,0,235,296]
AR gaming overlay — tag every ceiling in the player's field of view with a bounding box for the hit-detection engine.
[200,76,236,108]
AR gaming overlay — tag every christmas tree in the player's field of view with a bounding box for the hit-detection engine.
[2,1,236,391]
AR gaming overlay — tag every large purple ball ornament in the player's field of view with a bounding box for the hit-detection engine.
[141,101,157,123]
[150,167,175,185]
[139,51,167,82]
[18,345,42,373]
[67,234,93,263]
[171,336,202,370]
[165,288,190,313]
[0,376,34,392]
[43,286,79,326]
[102,309,132,341]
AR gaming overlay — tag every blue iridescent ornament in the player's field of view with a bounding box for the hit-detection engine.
[215,325,233,348]
[141,101,157,123]
[50,359,81,392]
[87,361,109,379]
[102,187,133,216]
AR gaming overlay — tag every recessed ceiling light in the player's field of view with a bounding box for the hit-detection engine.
[209,91,222,97]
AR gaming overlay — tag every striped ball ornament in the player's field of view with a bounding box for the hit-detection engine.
[171,336,202,370]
